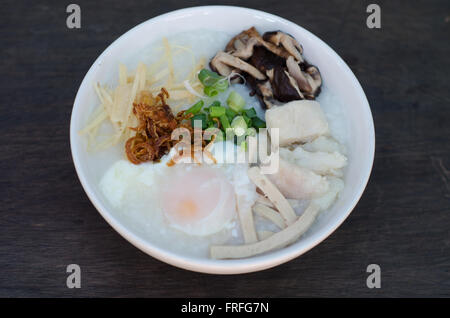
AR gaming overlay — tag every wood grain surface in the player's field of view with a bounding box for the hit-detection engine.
[0,0,449,297]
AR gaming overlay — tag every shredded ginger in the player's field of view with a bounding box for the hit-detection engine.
[79,38,207,151]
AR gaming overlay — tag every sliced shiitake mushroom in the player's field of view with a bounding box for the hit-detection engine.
[226,27,291,60]
[286,56,312,93]
[210,51,266,80]
[263,31,304,62]
[272,66,304,102]
[245,75,277,109]
[210,27,322,107]
[249,46,285,74]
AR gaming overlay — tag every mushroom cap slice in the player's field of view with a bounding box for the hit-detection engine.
[226,27,291,60]
[209,55,233,77]
[306,65,322,89]
[258,80,274,98]
[271,66,303,102]
[249,46,285,73]
[286,55,313,93]
[232,37,260,60]
[245,75,276,109]
[225,26,260,52]
[263,31,304,62]
[211,51,266,80]
[286,56,322,98]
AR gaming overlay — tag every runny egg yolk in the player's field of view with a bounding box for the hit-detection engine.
[177,199,198,219]
[160,165,236,236]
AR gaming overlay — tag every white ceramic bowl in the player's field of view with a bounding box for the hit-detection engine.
[70,6,375,274]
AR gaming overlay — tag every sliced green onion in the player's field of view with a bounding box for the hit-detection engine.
[246,127,257,137]
[198,69,223,86]
[219,114,231,130]
[191,113,207,130]
[209,100,221,107]
[242,114,251,125]
[244,107,257,118]
[185,100,204,115]
[198,69,229,94]
[240,140,247,151]
[207,118,216,128]
[252,117,266,129]
[209,106,226,117]
[204,86,219,97]
[213,130,224,142]
[215,78,229,92]
[231,115,248,137]
[225,108,237,121]
[243,114,253,129]
[227,91,246,113]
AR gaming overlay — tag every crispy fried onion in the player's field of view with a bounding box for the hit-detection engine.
[125,88,182,164]
[125,88,212,165]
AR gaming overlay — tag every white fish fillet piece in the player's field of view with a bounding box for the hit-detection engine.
[302,136,346,154]
[280,147,347,176]
[312,177,344,211]
[265,100,329,146]
[267,158,329,200]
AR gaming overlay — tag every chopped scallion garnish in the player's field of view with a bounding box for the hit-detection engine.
[191,113,207,129]
[209,100,221,107]
[244,107,257,118]
[231,115,247,137]
[246,127,257,137]
[198,69,223,87]
[227,91,246,113]
[185,100,204,115]
[251,117,266,129]
[219,114,231,130]
[209,106,226,117]
[204,86,219,97]
[198,69,229,96]
[225,107,237,121]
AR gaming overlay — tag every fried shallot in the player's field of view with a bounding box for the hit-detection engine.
[125,88,192,164]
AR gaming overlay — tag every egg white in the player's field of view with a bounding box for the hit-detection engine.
[98,141,257,256]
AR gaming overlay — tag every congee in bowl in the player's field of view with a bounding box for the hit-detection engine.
[78,26,349,259]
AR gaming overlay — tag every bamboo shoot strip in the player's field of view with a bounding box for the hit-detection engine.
[247,167,297,225]
[256,194,274,207]
[253,203,286,230]
[210,203,320,259]
[236,194,258,244]
[257,231,274,240]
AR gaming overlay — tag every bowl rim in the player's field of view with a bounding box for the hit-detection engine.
[70,5,375,274]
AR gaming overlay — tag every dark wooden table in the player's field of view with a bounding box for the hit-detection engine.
[1,0,449,297]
